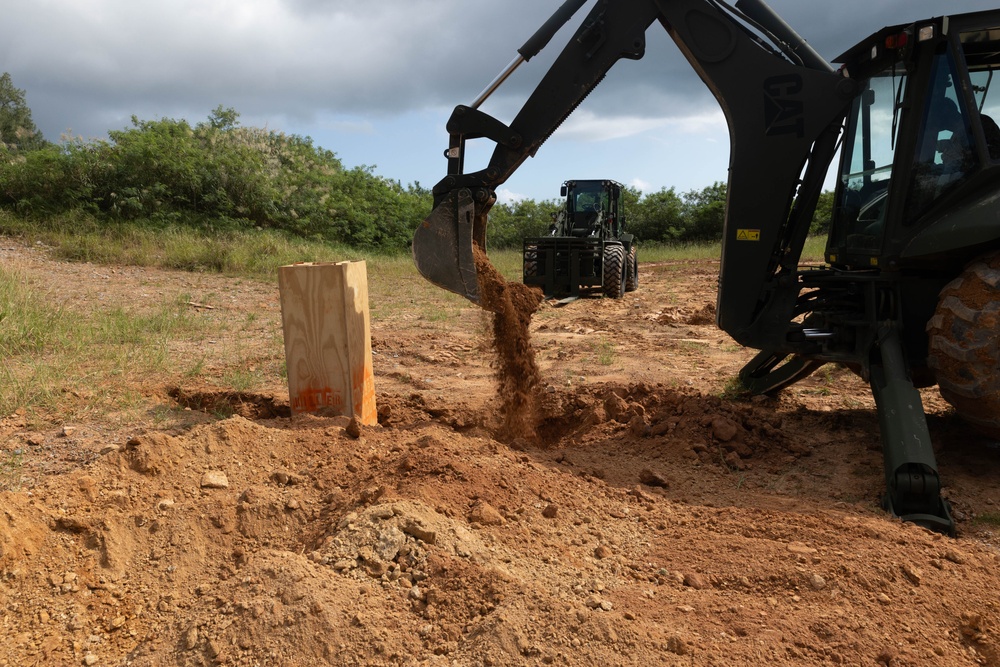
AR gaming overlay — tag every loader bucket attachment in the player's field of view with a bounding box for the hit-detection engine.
[412,188,486,303]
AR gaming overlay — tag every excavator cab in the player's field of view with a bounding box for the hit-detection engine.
[562,180,621,238]
[828,14,1000,271]
[563,182,601,236]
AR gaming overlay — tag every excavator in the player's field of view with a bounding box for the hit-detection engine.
[412,0,1000,536]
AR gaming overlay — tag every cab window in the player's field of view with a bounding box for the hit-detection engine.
[904,50,977,223]
[834,61,906,252]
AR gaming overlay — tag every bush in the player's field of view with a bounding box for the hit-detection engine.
[0,107,433,251]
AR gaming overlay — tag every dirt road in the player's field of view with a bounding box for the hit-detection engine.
[2,241,1000,666]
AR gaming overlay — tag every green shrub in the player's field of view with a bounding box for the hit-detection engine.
[0,106,433,251]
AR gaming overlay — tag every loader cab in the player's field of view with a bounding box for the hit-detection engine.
[828,10,1000,270]
[561,179,624,238]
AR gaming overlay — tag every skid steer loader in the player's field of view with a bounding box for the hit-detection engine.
[412,0,1000,535]
[522,179,637,300]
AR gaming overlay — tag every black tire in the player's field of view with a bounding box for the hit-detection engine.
[602,244,625,299]
[523,249,538,280]
[927,250,1000,438]
[625,245,638,292]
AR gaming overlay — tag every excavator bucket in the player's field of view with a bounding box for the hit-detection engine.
[412,188,486,303]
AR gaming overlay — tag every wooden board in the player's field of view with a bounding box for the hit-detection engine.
[278,261,377,424]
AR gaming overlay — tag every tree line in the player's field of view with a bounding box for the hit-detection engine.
[0,72,833,252]
[443,181,833,249]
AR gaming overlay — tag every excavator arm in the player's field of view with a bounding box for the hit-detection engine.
[413,0,858,350]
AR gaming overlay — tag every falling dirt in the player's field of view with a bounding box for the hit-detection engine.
[4,240,1000,666]
[473,244,545,440]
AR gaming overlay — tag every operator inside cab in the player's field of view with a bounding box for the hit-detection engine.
[906,63,977,217]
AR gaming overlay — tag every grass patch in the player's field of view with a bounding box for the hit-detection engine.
[973,512,1000,528]
[636,236,827,263]
[720,376,751,401]
[52,225,363,279]
[221,366,265,393]
[595,338,617,366]
[0,447,25,491]
[638,242,722,262]
[0,261,211,420]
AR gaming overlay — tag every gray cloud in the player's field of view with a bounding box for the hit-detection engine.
[2,0,986,144]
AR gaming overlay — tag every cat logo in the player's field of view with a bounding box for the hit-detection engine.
[736,229,761,241]
[764,74,805,138]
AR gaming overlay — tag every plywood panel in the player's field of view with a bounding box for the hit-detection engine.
[278,261,377,424]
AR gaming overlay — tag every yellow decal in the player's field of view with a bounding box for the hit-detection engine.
[736,229,761,241]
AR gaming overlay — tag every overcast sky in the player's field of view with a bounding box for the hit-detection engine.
[2,0,991,203]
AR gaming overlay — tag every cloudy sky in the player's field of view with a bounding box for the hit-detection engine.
[2,0,989,203]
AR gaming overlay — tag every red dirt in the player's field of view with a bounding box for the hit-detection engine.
[474,244,544,440]
[2,240,1000,666]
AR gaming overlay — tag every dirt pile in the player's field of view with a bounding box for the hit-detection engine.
[4,391,1000,667]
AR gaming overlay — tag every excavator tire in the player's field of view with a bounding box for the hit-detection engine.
[625,246,638,292]
[524,248,539,279]
[927,249,1000,439]
[602,244,626,298]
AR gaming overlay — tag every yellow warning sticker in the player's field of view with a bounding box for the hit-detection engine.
[736,229,761,241]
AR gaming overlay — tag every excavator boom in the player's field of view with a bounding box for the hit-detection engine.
[414,0,854,342]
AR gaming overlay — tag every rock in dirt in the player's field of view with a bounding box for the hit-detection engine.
[683,573,711,590]
[402,519,437,545]
[271,470,302,486]
[665,635,689,655]
[711,417,739,442]
[787,542,818,556]
[200,471,229,489]
[639,469,670,488]
[724,451,746,470]
[901,563,922,586]
[469,501,505,526]
[629,414,650,437]
[184,625,199,650]
[604,393,630,422]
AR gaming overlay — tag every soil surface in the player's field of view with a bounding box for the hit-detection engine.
[3,239,1000,667]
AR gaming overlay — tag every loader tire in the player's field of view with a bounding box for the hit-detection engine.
[625,246,638,292]
[602,244,626,299]
[523,249,538,279]
[927,249,1000,439]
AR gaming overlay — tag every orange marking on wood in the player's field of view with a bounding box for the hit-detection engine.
[290,387,343,413]
[352,365,377,425]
